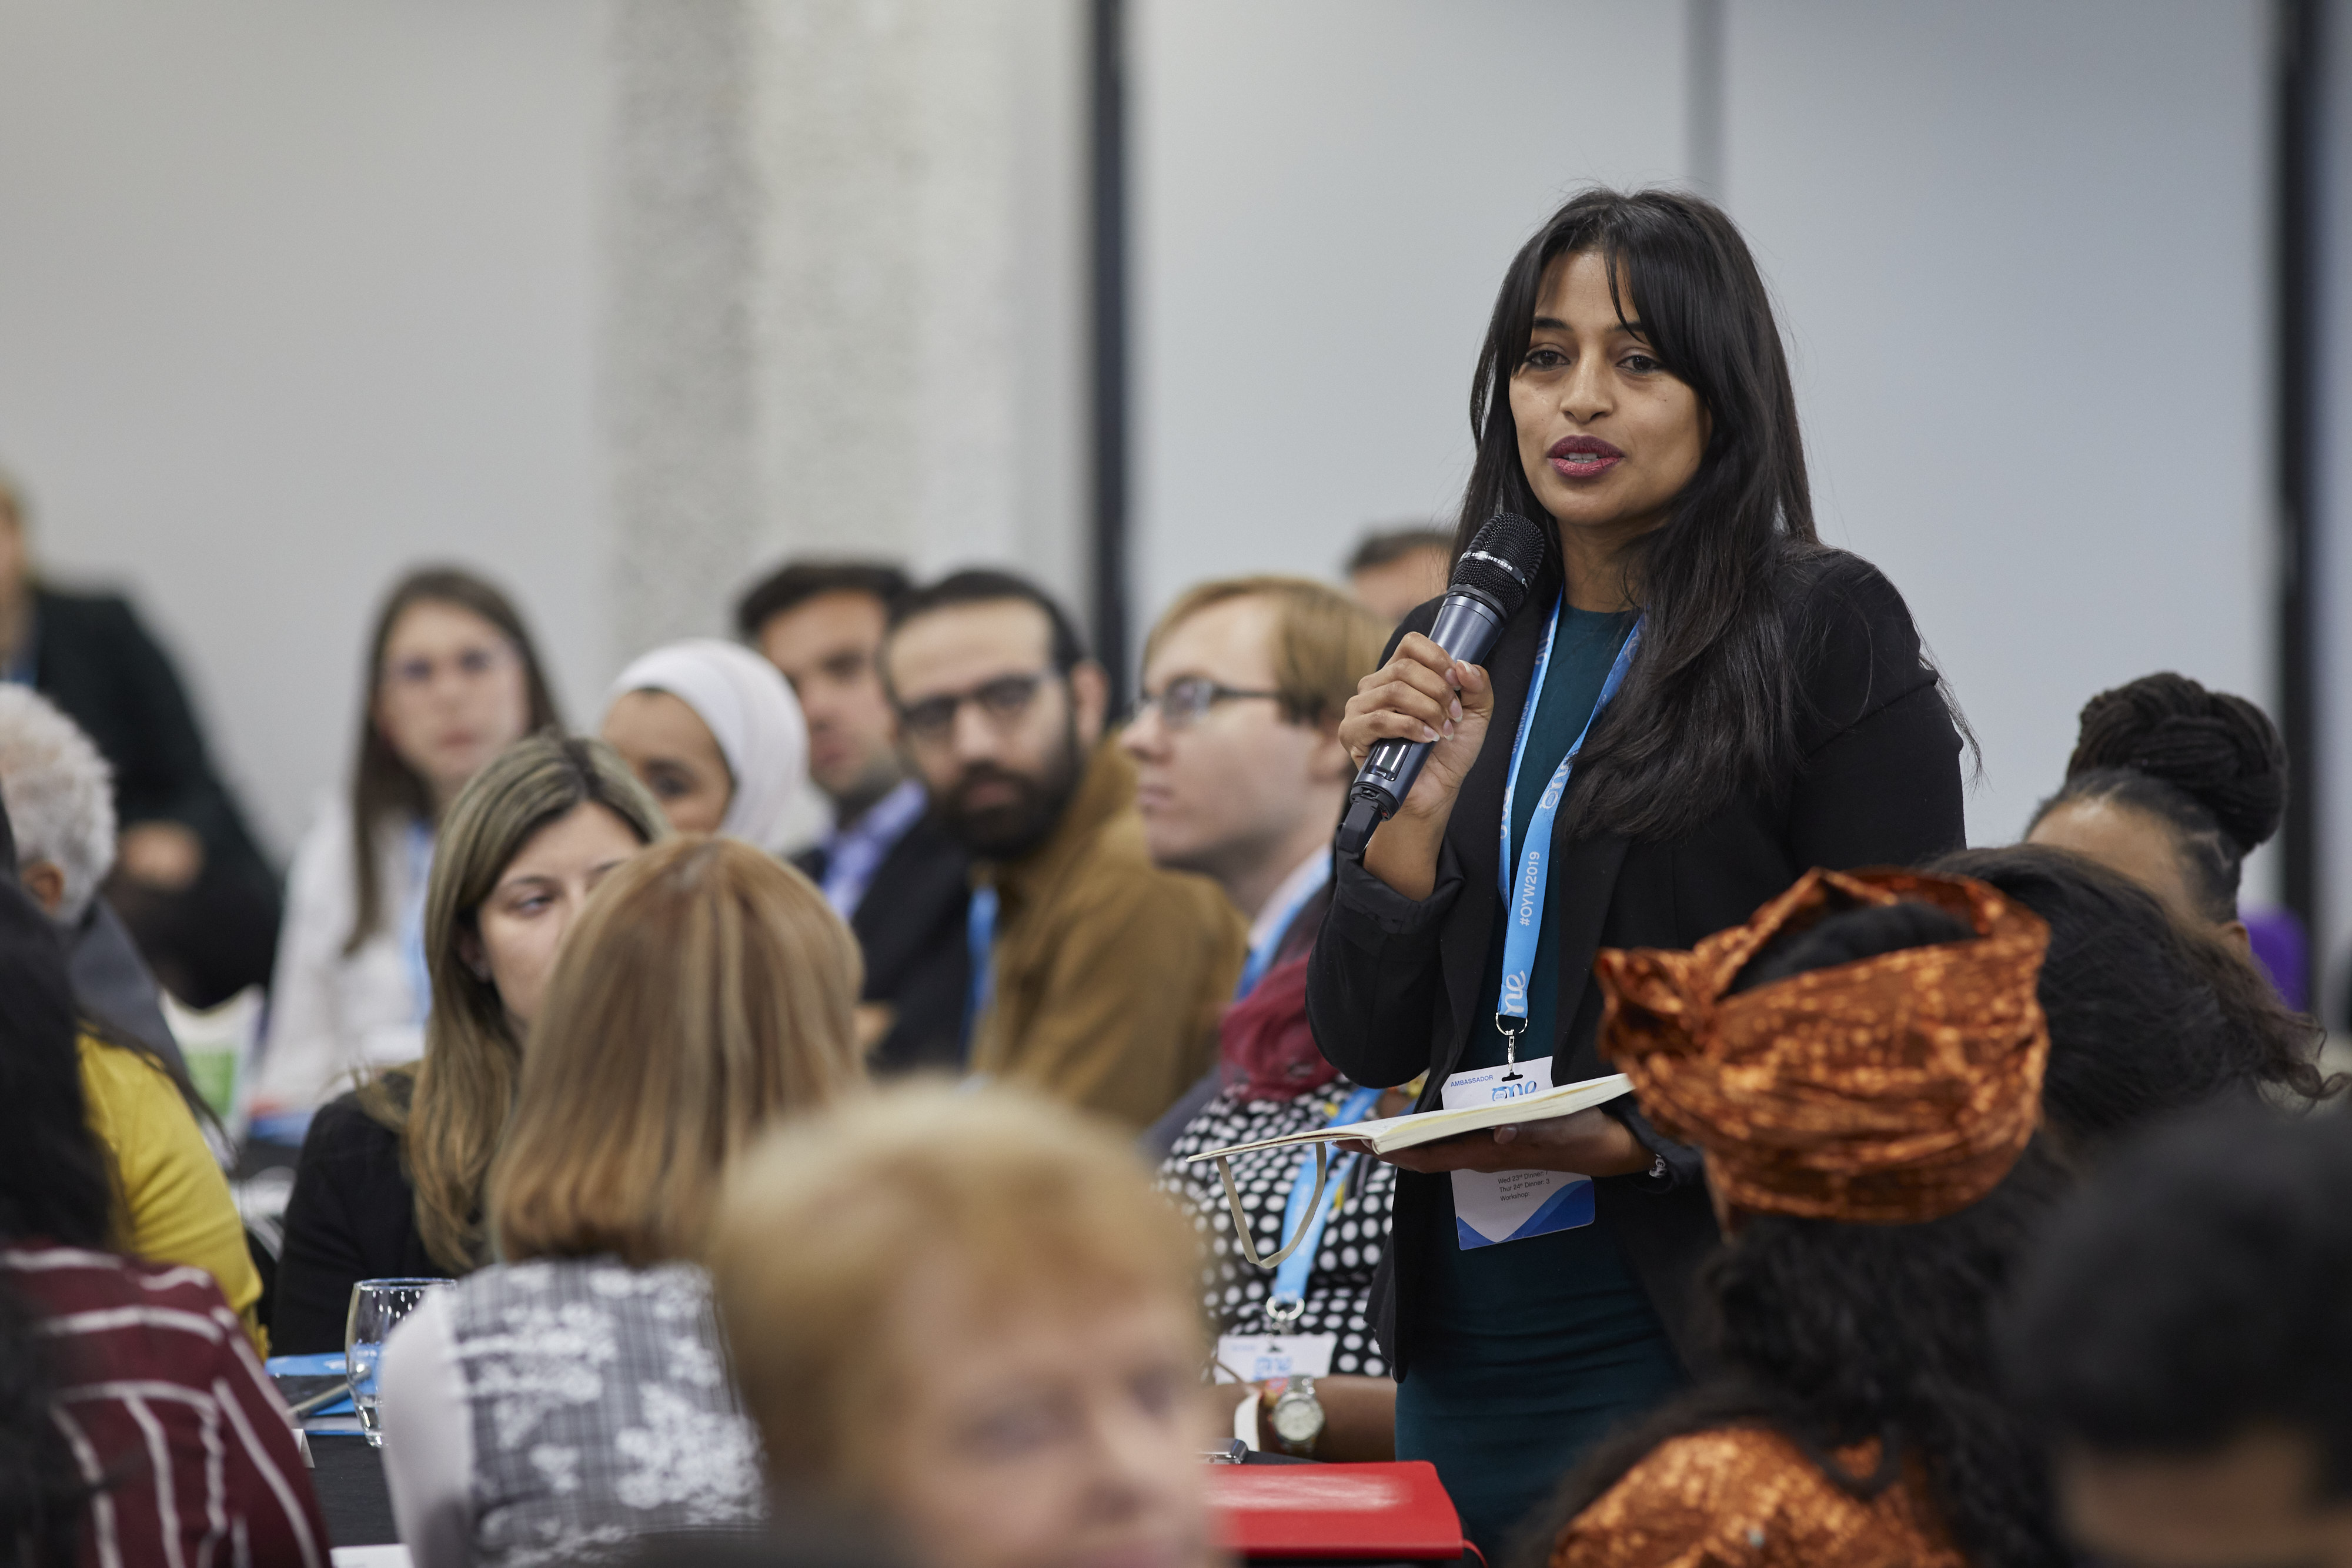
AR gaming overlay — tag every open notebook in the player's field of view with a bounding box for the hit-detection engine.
[1184,1071,1633,1163]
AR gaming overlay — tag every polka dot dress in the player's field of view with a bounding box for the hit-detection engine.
[1158,1079,1397,1377]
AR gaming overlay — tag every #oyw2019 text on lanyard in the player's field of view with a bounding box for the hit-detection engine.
[1494,597,1643,1069]
[1439,598,1641,1252]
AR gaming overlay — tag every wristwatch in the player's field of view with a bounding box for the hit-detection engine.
[1266,1375,1326,1457]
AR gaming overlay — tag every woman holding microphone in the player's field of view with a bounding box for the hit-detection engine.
[1307,188,1966,1554]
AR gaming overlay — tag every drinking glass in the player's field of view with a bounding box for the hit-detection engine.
[346,1277,449,1447]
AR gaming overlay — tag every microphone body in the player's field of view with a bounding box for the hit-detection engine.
[1334,511,1548,858]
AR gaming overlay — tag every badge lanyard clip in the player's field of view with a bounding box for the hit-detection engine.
[1494,599,1643,1071]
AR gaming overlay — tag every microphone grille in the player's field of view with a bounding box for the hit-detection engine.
[1448,511,1547,618]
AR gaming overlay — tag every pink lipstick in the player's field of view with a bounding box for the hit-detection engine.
[1548,434,1624,480]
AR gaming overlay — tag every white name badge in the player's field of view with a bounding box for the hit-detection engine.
[1441,1055,1597,1249]
[1214,1333,1337,1383]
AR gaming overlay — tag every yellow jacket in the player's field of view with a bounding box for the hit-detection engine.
[78,1035,266,1351]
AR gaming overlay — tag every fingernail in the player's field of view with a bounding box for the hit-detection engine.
[1421,725,1439,742]
[1450,699,1463,721]
[1442,720,1455,737]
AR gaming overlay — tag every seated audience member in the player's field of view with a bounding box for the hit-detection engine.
[1932,844,2329,1151]
[1344,525,1452,623]
[0,779,268,1348]
[254,567,559,1124]
[741,560,971,1074]
[883,570,1244,1127]
[1124,576,1399,1455]
[0,684,179,1065]
[272,736,664,1352]
[1544,869,2068,1568]
[0,751,265,1347]
[710,1082,1219,1568]
[380,835,867,1568]
[2026,672,2280,952]
[0,861,326,1563]
[2005,1107,2352,1568]
[603,638,811,849]
[0,467,283,1009]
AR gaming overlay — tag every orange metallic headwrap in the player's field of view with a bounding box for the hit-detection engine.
[1596,868,2050,1225]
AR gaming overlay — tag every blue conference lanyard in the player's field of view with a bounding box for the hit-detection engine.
[1494,597,1644,1070]
[1234,858,1331,999]
[961,884,998,1057]
[1263,1084,1385,1323]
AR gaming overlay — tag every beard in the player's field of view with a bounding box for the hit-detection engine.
[937,717,1085,860]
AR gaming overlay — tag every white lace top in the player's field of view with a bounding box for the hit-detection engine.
[379,1258,765,1568]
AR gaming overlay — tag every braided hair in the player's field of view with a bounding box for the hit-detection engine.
[2029,672,2286,925]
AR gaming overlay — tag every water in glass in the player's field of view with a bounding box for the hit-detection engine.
[346,1277,449,1447]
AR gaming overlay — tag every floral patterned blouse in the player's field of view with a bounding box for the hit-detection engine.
[380,1257,764,1568]
[1158,1078,1399,1376]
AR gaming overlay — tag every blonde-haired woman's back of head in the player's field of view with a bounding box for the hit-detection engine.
[489,835,866,1268]
[707,1082,1207,1498]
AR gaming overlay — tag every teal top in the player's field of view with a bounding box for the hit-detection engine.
[1474,604,1637,1075]
[1395,604,1682,1557]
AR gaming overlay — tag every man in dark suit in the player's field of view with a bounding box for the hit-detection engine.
[738,560,969,1072]
[0,473,280,1007]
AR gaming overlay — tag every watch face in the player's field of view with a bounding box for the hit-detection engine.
[1270,1395,1325,1445]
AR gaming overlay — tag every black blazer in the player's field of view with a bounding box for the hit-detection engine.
[1305,548,1965,1378]
[273,1089,442,1354]
[796,811,971,1074]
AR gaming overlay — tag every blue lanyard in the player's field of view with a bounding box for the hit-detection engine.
[1264,1084,1385,1323]
[1495,596,1643,1067]
[1235,858,1331,999]
[962,884,998,1058]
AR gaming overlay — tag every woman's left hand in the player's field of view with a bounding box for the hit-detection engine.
[1371,1107,1651,1178]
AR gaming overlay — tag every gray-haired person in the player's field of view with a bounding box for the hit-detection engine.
[0,685,183,1068]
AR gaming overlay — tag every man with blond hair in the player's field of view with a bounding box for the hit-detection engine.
[1123,575,1389,1147]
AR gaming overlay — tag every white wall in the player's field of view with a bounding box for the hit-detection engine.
[1130,0,1695,651]
[1724,0,2274,865]
[0,0,609,857]
[1133,0,2274,881]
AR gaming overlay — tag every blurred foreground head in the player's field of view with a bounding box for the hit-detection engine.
[710,1083,1215,1568]
[2007,1108,2352,1567]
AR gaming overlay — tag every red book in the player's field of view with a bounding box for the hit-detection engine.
[1208,1460,1471,1562]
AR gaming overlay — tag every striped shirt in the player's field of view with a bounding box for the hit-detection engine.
[4,1244,329,1568]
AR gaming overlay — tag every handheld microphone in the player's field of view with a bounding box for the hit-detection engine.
[1334,511,1546,858]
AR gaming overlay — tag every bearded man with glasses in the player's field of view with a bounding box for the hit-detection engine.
[883,569,1245,1129]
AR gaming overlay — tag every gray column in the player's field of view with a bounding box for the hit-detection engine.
[603,0,1088,668]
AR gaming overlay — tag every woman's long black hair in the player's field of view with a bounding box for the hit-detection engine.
[1932,844,2332,1142]
[0,851,115,1562]
[1522,901,2072,1568]
[1460,188,1832,842]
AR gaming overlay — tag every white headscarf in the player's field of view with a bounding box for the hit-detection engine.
[606,639,811,852]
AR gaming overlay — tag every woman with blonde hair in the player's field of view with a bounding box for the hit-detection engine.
[272,734,668,1350]
[379,835,868,1568]
[708,1083,1220,1568]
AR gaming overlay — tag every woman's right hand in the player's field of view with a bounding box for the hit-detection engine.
[1338,636,1494,897]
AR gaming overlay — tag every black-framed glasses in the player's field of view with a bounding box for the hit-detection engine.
[1128,676,1284,733]
[897,671,1055,745]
